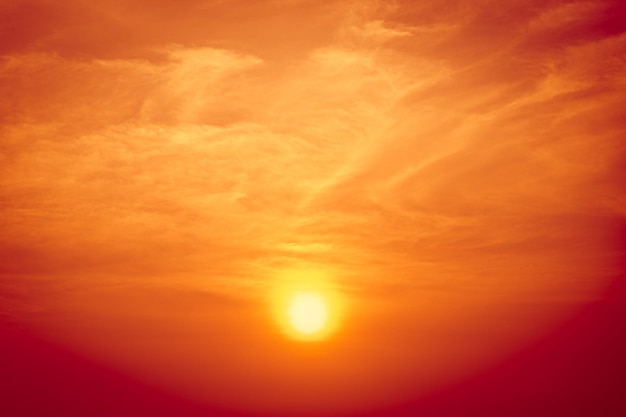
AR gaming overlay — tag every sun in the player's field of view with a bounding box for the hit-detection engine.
[270,268,345,341]
[287,292,329,335]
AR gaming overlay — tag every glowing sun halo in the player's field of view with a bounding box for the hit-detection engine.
[271,269,345,341]
[287,292,329,335]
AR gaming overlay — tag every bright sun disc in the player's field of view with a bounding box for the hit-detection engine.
[288,293,329,334]
[271,269,345,341]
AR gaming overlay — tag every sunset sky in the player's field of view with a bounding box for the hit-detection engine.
[1,1,625,416]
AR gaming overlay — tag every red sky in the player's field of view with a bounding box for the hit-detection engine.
[1,1,625,416]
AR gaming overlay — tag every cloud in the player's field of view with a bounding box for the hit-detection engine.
[0,0,624,316]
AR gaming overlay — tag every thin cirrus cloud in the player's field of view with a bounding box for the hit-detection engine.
[1,4,625,409]
[1,0,625,310]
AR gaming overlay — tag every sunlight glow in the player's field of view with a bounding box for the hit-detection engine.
[287,292,329,334]
[271,268,345,342]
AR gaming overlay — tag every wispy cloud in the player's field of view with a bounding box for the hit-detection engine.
[1,0,624,315]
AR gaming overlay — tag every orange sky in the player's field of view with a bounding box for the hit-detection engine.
[1,1,625,416]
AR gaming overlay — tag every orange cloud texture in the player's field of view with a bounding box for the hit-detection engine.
[1,1,625,416]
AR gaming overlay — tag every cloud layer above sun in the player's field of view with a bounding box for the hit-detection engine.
[1,0,625,314]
